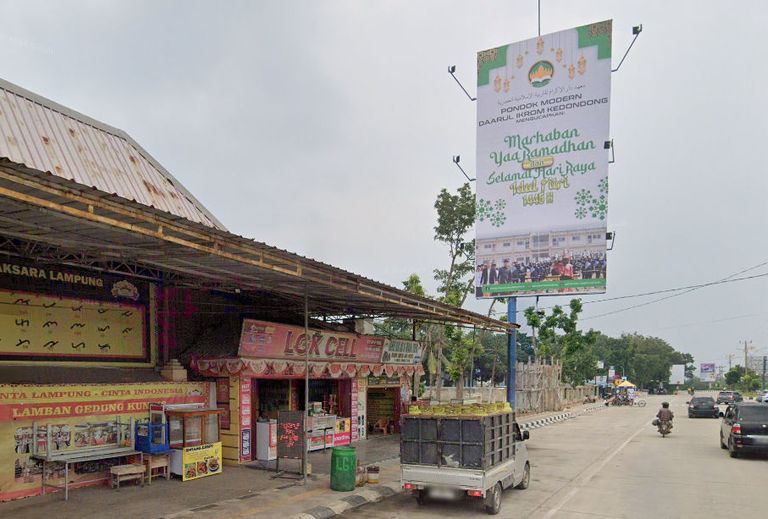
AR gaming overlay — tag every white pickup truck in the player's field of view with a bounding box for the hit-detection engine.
[400,414,531,515]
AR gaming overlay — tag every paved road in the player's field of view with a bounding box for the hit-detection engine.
[343,393,768,518]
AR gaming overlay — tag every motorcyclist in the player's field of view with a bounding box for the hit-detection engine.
[656,401,674,428]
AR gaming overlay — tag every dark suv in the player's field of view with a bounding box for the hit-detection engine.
[720,403,768,458]
[716,391,743,405]
[688,396,718,418]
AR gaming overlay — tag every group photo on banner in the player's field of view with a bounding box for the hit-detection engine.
[475,21,613,298]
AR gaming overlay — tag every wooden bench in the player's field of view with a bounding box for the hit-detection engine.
[110,464,145,489]
[143,453,171,484]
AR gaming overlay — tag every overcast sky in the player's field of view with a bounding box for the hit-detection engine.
[1,0,766,370]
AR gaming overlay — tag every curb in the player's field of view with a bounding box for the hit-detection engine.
[289,482,400,519]
[292,405,607,518]
[520,411,572,430]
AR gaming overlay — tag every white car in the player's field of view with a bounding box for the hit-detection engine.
[756,391,768,403]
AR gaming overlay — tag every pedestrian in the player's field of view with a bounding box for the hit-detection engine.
[488,262,499,284]
[498,259,511,284]
[475,264,485,297]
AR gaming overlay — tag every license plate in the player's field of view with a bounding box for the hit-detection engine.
[751,436,768,444]
[429,488,457,500]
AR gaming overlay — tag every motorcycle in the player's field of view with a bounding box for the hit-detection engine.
[652,418,673,437]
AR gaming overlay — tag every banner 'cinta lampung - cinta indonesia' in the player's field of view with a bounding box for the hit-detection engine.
[475,20,612,298]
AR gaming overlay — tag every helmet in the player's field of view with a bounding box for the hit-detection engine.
[662,402,669,408]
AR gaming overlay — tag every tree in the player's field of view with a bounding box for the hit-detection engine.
[523,306,543,356]
[528,299,597,385]
[741,372,761,391]
[476,331,534,384]
[724,365,760,391]
[446,331,483,400]
[592,332,693,389]
[427,183,479,399]
[433,183,476,306]
[724,366,746,387]
[375,274,446,400]
[374,274,427,339]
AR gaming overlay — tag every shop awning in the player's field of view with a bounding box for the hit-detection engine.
[0,162,514,333]
[617,380,636,387]
[191,357,425,379]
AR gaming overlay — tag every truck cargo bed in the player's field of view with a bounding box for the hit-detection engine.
[401,412,515,470]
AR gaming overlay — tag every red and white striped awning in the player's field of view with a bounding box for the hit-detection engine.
[191,357,424,379]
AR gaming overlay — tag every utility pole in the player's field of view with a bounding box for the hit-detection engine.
[507,298,517,410]
[740,340,754,374]
[762,356,767,391]
[742,339,751,372]
[727,353,734,371]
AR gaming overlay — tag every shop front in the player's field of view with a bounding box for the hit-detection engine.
[0,381,211,501]
[191,319,424,465]
[0,257,217,501]
[367,338,425,435]
[0,76,514,503]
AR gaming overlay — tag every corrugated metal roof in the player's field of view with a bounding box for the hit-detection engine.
[0,78,225,230]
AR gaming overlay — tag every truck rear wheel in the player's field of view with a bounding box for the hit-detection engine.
[415,489,428,506]
[484,482,502,515]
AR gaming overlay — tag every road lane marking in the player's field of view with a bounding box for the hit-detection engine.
[539,421,647,519]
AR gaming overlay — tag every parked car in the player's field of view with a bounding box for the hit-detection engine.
[755,391,768,403]
[720,402,768,458]
[716,391,743,405]
[688,396,719,418]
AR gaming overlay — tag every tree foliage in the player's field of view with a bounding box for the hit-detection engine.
[475,332,534,383]
[592,333,694,389]
[433,183,476,306]
[525,299,598,385]
[724,365,760,390]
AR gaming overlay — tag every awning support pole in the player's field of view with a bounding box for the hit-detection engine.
[412,321,417,400]
[303,287,309,485]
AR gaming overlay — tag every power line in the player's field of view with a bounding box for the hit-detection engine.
[582,272,768,321]
[655,313,765,331]
[488,258,768,320]
[489,270,768,318]
[582,260,768,321]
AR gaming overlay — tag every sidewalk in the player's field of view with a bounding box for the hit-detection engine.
[167,404,605,519]
[0,404,604,519]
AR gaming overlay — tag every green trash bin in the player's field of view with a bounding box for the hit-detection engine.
[330,446,356,491]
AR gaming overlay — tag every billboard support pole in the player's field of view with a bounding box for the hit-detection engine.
[507,297,517,409]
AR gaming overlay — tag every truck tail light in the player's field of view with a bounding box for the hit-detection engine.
[467,490,483,497]
[403,483,414,491]
[732,424,742,435]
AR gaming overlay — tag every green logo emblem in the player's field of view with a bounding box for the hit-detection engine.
[528,60,554,88]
